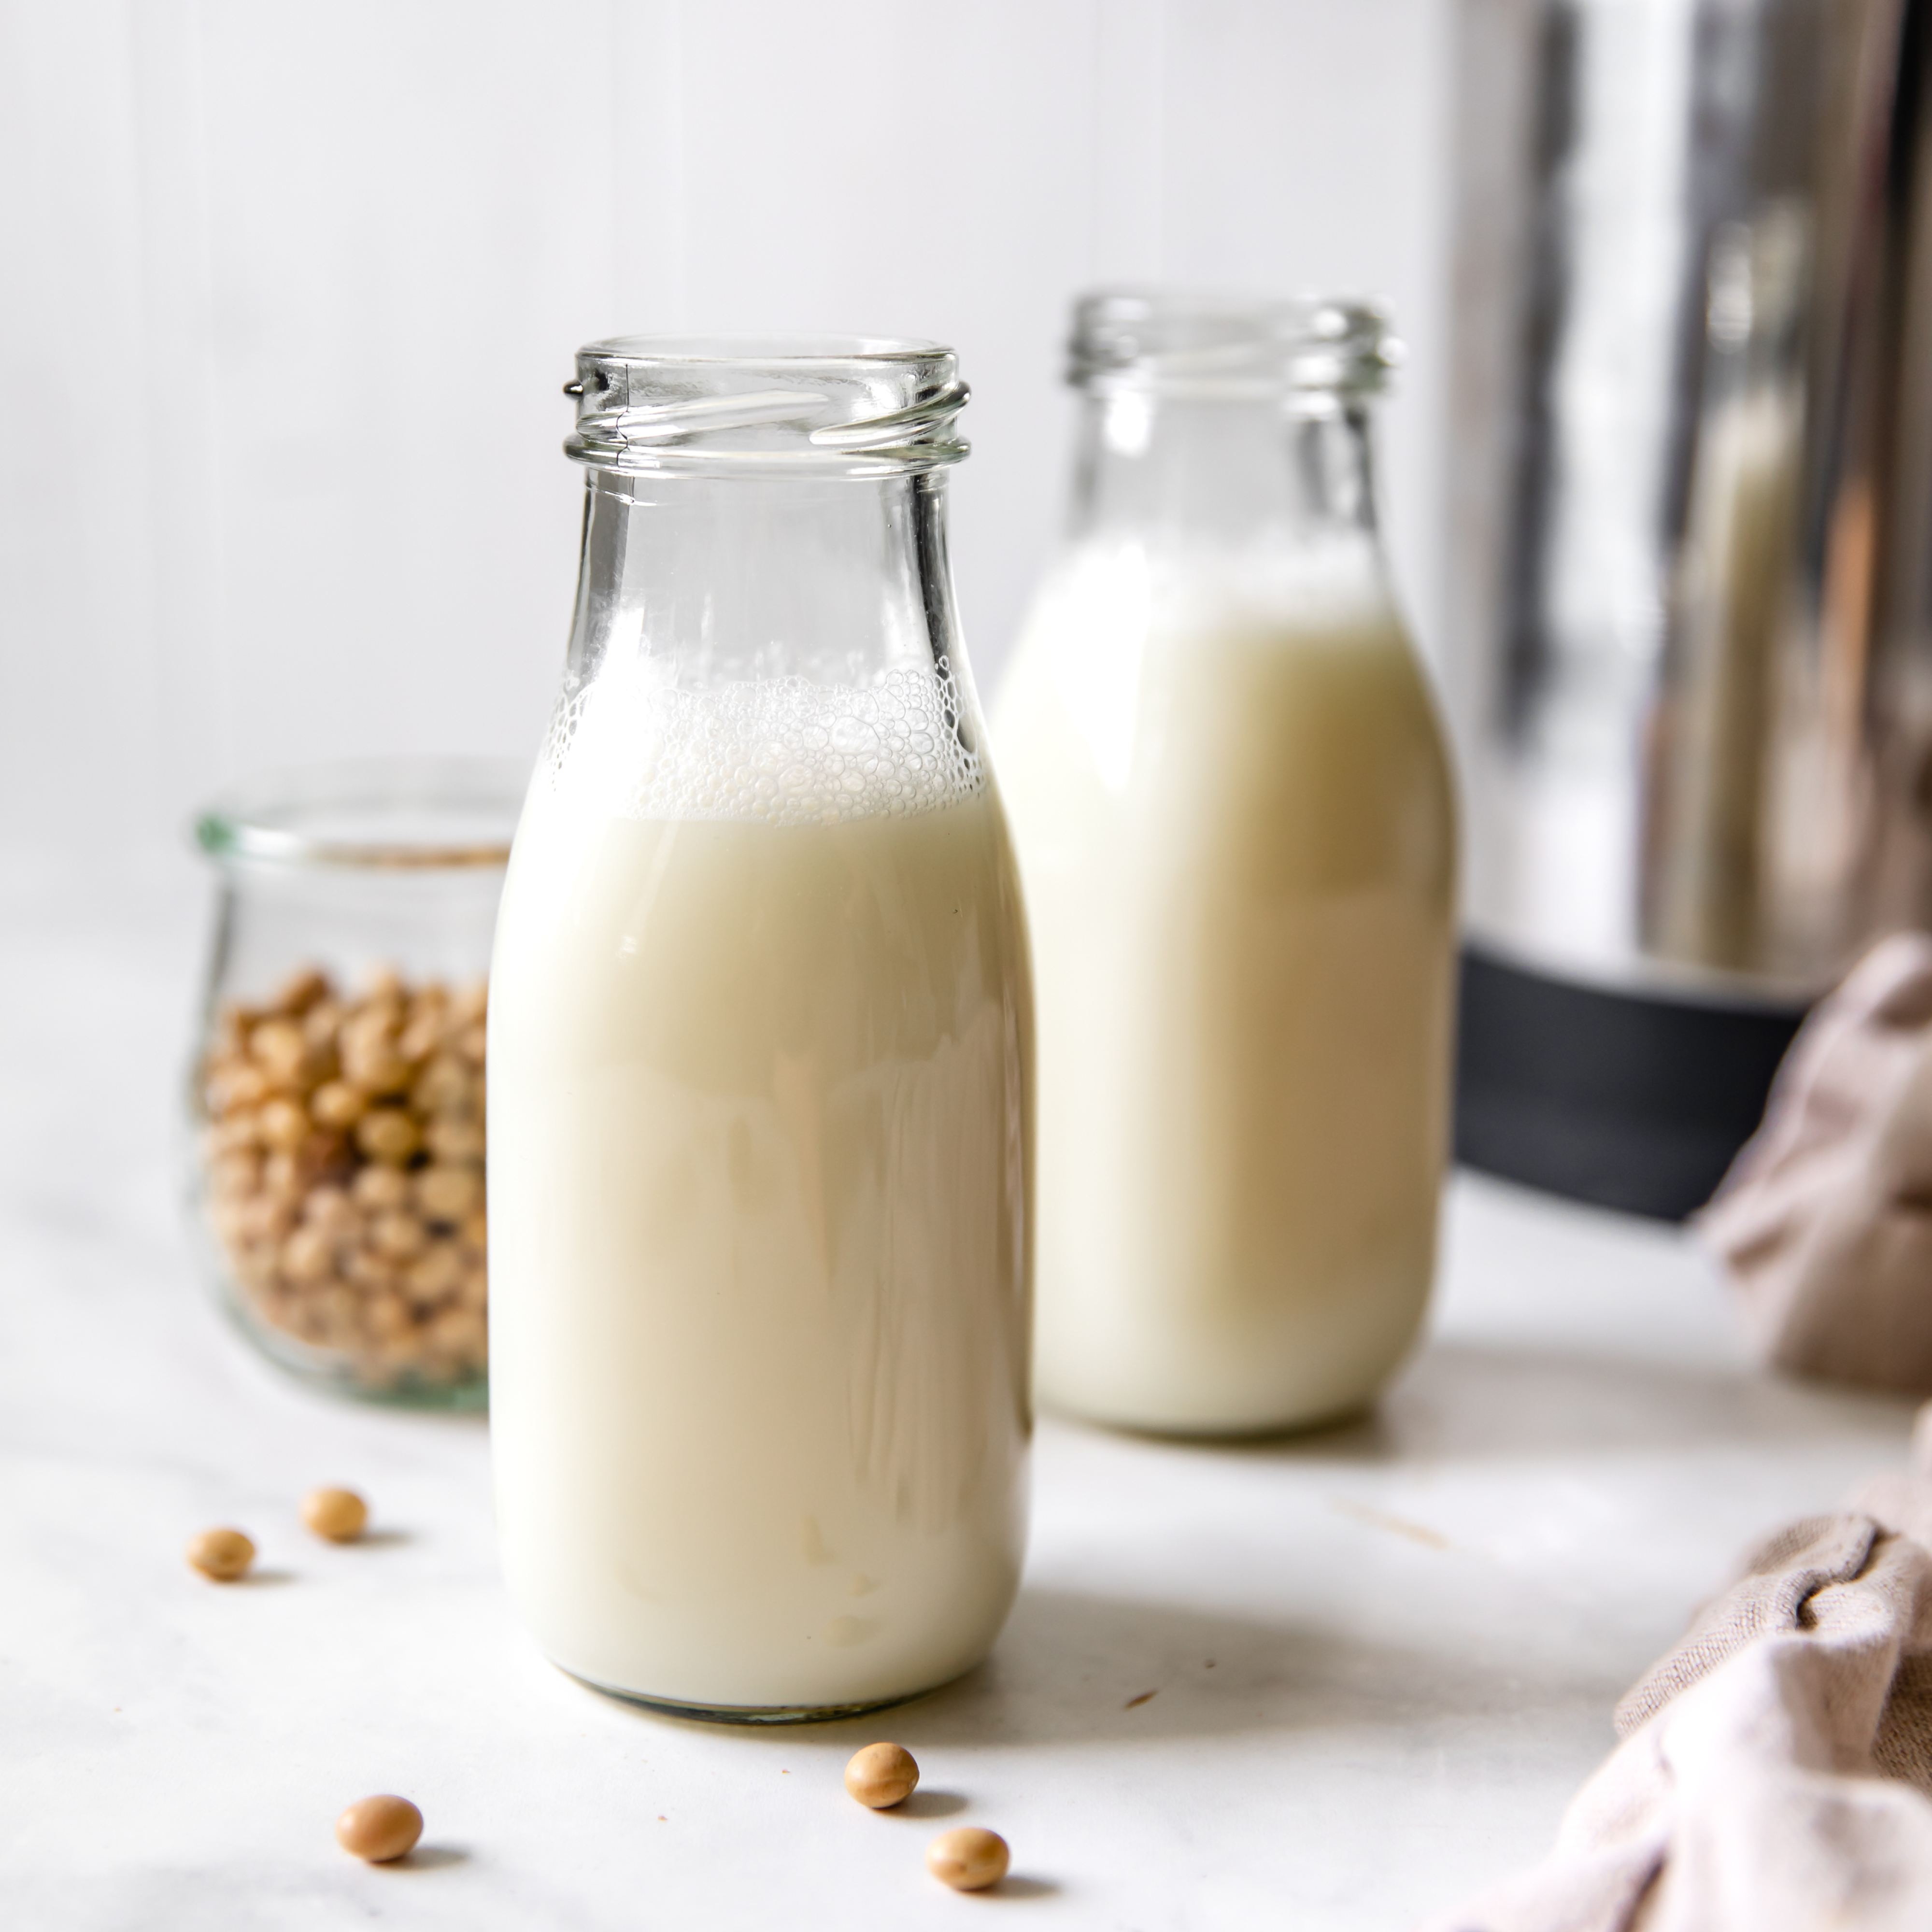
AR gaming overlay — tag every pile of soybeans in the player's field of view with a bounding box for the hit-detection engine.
[197,966,488,1393]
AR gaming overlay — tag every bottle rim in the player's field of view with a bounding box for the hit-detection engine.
[1068,289,1403,398]
[564,333,970,477]
[193,757,526,873]
[580,332,947,364]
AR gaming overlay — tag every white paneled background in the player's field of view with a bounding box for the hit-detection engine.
[0,0,1451,884]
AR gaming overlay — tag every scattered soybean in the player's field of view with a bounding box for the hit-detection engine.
[844,1741,920,1809]
[303,1487,369,1543]
[185,1528,256,1582]
[335,1794,424,1863]
[927,1827,1009,1891]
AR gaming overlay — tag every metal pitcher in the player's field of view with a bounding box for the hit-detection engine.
[1448,0,1932,1214]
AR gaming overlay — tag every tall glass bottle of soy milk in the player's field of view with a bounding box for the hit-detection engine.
[995,293,1455,1435]
[489,337,1033,1719]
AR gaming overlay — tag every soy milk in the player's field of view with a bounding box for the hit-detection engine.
[996,552,1455,1434]
[489,664,1031,1712]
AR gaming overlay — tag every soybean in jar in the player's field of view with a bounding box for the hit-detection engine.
[187,758,521,1409]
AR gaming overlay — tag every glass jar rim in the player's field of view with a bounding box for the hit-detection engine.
[564,333,970,477]
[194,756,526,872]
[1069,289,1402,398]
[579,331,948,364]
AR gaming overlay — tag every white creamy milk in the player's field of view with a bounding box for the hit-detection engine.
[489,663,1031,1712]
[995,551,1456,1434]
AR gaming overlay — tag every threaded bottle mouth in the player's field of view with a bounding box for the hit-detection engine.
[563,334,970,477]
[1068,291,1402,399]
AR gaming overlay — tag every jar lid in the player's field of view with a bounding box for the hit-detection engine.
[194,758,526,872]
[1068,291,1402,399]
[564,335,970,477]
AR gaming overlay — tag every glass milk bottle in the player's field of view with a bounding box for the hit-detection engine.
[488,336,1033,1720]
[995,293,1456,1435]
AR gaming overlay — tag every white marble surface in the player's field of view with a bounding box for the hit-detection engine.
[1,885,1917,1930]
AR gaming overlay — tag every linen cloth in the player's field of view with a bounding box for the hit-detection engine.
[1425,944,1932,1928]
[1699,932,1932,1393]
[1423,1406,1932,1931]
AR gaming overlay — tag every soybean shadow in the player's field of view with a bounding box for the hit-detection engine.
[994,1876,1060,1899]
[890,1789,967,1820]
[399,1845,469,1872]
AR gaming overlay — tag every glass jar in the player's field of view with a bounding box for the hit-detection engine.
[188,757,523,1410]
[994,292,1458,1436]
[488,335,1033,1721]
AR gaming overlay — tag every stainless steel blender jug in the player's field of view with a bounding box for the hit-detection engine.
[1448,0,1932,1215]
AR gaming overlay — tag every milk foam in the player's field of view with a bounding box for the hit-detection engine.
[540,658,984,827]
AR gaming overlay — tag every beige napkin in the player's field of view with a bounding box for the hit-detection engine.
[1699,932,1932,1392]
[1424,953,1932,1928]
[1424,1408,1932,1931]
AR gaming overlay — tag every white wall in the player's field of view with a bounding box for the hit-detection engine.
[0,0,1450,881]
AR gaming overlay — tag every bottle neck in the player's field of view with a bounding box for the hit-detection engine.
[1066,389,1383,554]
[564,467,965,703]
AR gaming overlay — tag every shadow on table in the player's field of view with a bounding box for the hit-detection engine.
[568,1581,1577,1751]
[1134,1340,1915,1469]
[893,1788,969,1818]
[787,1584,1594,1749]
[400,1845,470,1871]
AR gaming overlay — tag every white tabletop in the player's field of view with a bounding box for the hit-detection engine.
[1,881,1916,1930]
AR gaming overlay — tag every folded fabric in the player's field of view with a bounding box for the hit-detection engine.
[1421,1409,1932,1932]
[1699,933,1932,1394]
